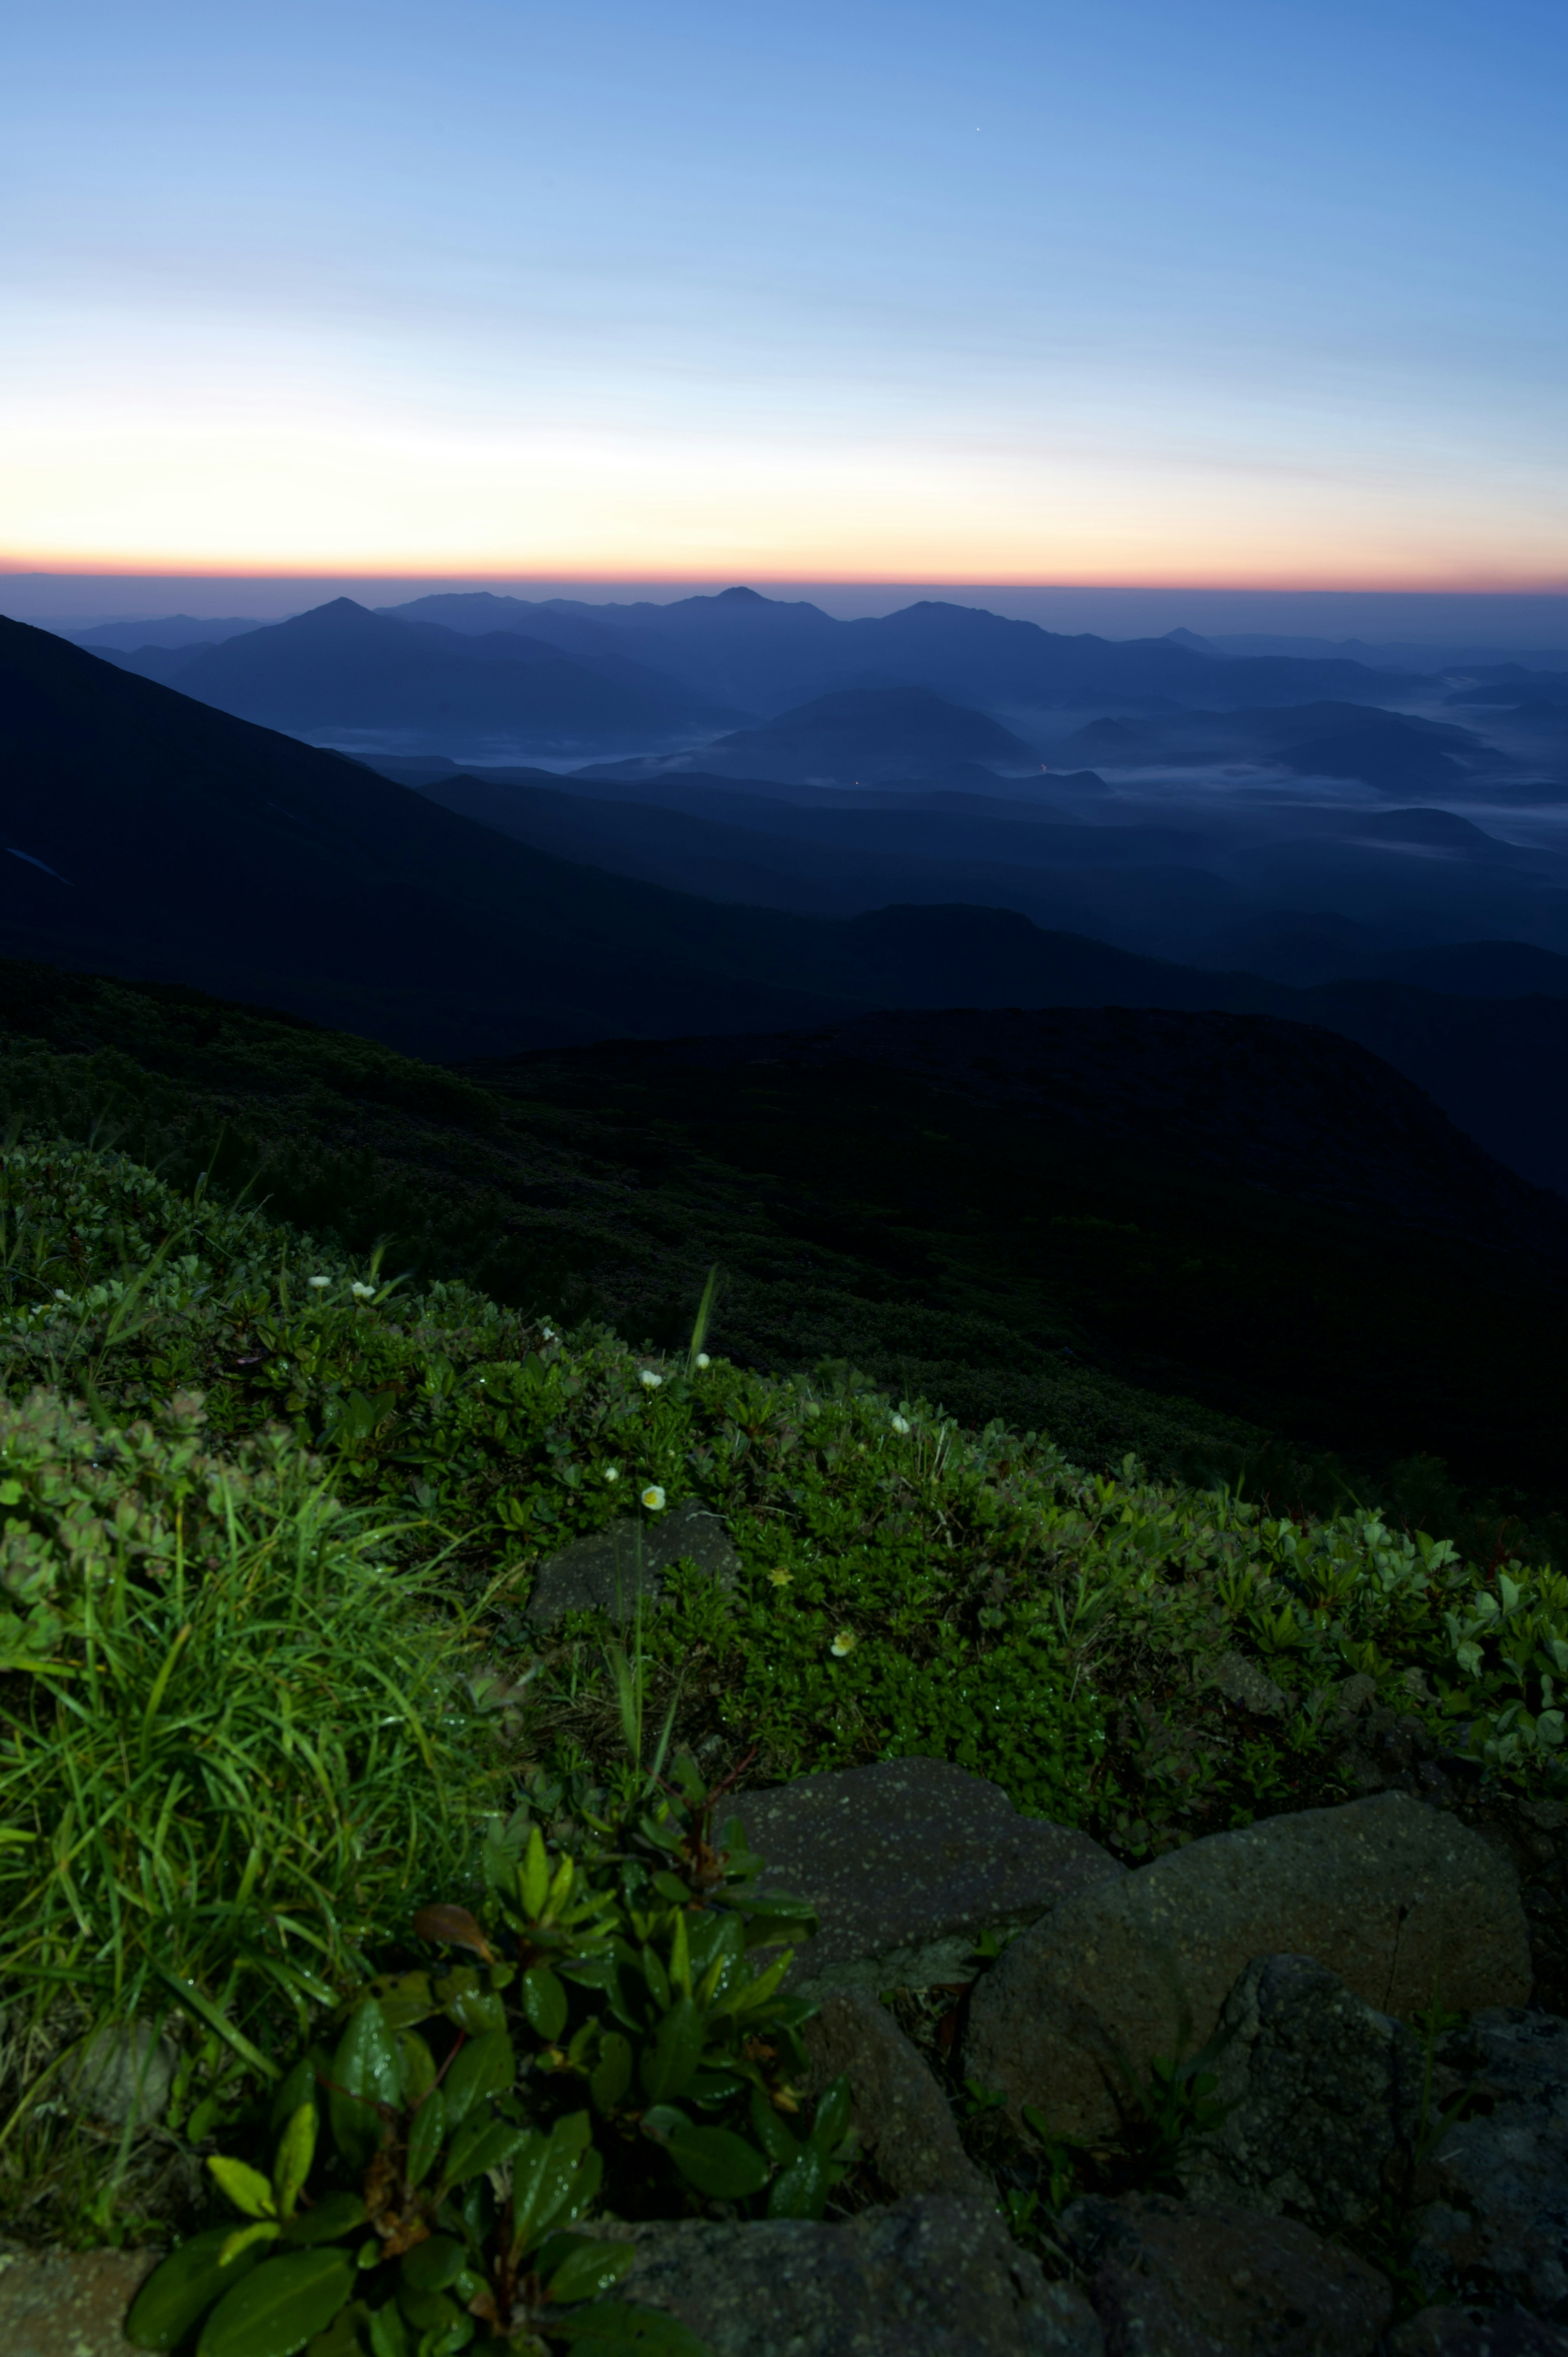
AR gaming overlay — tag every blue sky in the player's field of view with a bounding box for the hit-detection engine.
[3,0,1564,583]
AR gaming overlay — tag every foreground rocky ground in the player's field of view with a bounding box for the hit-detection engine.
[5,1759,1565,2357]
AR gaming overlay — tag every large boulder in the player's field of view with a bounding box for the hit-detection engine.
[526,1500,739,1628]
[0,2247,160,2357]
[1060,2191,1392,2356]
[732,1758,1123,1995]
[1411,2007,1568,2318]
[1389,2317,1568,2357]
[963,1794,1530,2140]
[1179,1952,1424,2232]
[802,1987,989,2200]
[605,2194,1103,2356]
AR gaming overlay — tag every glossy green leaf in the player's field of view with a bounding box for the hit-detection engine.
[270,2058,321,2135]
[127,2228,267,2350]
[328,2003,400,2173]
[545,2239,635,2304]
[664,2123,769,2200]
[197,2251,355,2357]
[639,1945,671,2010]
[808,2074,852,2153]
[592,2035,633,2113]
[441,2028,514,2130]
[639,1997,704,2103]
[274,2104,318,2220]
[279,2193,368,2248]
[748,2087,798,2164]
[368,2303,409,2357]
[405,2088,445,2191]
[210,2157,278,2221]
[397,2031,437,2106]
[218,2226,283,2269]
[395,2286,464,2336]
[298,2308,354,2357]
[766,2144,830,2219]
[400,2235,466,2294]
[521,1965,568,2043]
[303,2299,370,2357]
[688,2070,746,2108]
[521,1826,550,1919]
[443,2115,528,2187]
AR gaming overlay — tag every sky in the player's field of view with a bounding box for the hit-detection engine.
[3,0,1565,589]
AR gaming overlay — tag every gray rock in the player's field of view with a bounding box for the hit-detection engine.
[1061,2191,1393,2355]
[0,2246,160,2357]
[1201,1652,1288,1718]
[802,1987,989,2200]
[1411,2008,1568,2319]
[526,1500,739,1628]
[963,1793,1531,2142]
[1179,1953,1424,2232]
[608,2194,1102,2356]
[1388,2314,1568,2357]
[67,2022,179,2127]
[731,1757,1124,1996]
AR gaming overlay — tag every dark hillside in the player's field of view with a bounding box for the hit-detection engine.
[0,954,1562,1547]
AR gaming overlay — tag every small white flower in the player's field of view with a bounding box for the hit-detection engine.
[604,1465,619,1483]
[307,1275,330,1290]
[695,1352,711,1369]
[830,1629,858,1658]
[641,1484,666,1512]
[639,1369,662,1389]
[53,1288,69,1301]
[351,1281,374,1300]
[890,1414,911,1435]
[541,1325,557,1342]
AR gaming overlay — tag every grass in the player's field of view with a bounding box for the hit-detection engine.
[0,1048,1564,2246]
[0,953,1564,1562]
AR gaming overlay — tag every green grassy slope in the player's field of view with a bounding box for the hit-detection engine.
[0,956,1562,1558]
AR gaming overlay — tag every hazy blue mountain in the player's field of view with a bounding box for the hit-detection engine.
[5,614,1568,1191]
[62,615,261,651]
[637,685,1042,783]
[84,598,743,752]
[1061,701,1496,794]
[383,584,1420,718]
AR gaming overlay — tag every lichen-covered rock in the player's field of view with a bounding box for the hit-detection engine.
[1178,1953,1423,2231]
[733,1757,1123,1995]
[608,2194,1103,2356]
[802,1987,988,2199]
[0,2246,160,2357]
[1388,2312,1568,2356]
[964,1794,1531,2141]
[1060,2191,1392,2355]
[1411,2009,1568,2319]
[526,1500,738,1628]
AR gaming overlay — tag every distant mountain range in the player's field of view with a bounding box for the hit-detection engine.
[381,584,1424,718]
[84,598,740,751]
[4,612,1568,1199]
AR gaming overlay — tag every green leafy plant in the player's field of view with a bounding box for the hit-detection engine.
[125,2007,708,2357]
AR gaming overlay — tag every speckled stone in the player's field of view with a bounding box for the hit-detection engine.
[526,1499,739,1628]
[0,2246,160,2357]
[1061,2191,1392,2356]
[964,1793,1532,2141]
[606,2195,1104,2357]
[731,1757,1125,1995]
[802,1987,989,2199]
